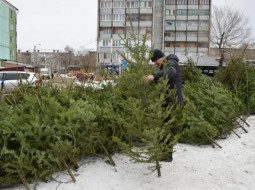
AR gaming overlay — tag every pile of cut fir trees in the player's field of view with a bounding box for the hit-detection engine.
[0,35,253,190]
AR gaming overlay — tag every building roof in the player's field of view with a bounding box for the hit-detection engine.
[177,54,223,67]
[2,61,34,68]
[1,0,18,11]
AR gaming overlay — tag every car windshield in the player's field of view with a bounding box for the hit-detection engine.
[5,73,29,80]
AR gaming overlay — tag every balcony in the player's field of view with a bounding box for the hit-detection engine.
[112,34,124,39]
[188,16,198,20]
[199,26,209,31]
[100,34,111,39]
[176,36,186,41]
[126,21,139,27]
[176,5,187,9]
[165,26,175,31]
[187,26,198,31]
[198,37,209,42]
[140,21,152,27]
[112,21,125,27]
[140,8,152,14]
[175,47,186,52]
[164,47,175,52]
[165,5,175,9]
[186,47,197,53]
[188,5,199,9]
[199,16,210,20]
[165,36,175,41]
[100,21,112,27]
[126,8,139,14]
[176,26,186,31]
[198,48,209,53]
[199,5,210,9]
[187,36,198,41]
[165,15,176,20]
[176,16,187,20]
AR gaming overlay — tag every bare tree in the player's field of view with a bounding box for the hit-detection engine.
[211,6,252,67]
[80,53,97,72]
[61,45,74,73]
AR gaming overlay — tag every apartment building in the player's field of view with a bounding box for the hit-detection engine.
[97,0,153,66]
[97,0,211,66]
[163,0,211,56]
[0,0,18,62]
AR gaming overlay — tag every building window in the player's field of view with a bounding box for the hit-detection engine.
[176,21,186,26]
[103,29,112,35]
[140,14,152,21]
[112,52,120,60]
[165,32,175,37]
[112,40,122,47]
[126,1,139,8]
[188,9,198,16]
[113,1,125,8]
[198,31,208,37]
[10,10,14,18]
[188,0,198,4]
[10,36,14,43]
[176,32,186,37]
[177,9,187,15]
[10,24,14,30]
[102,53,111,59]
[200,9,209,16]
[187,32,197,37]
[166,9,175,16]
[200,0,210,5]
[102,40,111,47]
[199,21,209,26]
[126,14,139,21]
[165,0,176,5]
[100,1,112,8]
[141,1,152,8]
[100,14,112,21]
[177,0,187,5]
[112,14,125,21]
[188,21,198,26]
[166,21,175,26]
[10,50,14,56]
[165,42,171,47]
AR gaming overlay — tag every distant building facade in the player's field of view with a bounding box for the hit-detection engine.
[0,0,18,62]
[17,50,97,74]
[97,0,211,66]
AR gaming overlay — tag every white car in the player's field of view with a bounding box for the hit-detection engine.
[0,71,39,93]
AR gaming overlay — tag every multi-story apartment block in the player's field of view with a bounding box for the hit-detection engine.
[97,0,211,66]
[163,0,211,56]
[0,0,18,62]
[97,0,153,66]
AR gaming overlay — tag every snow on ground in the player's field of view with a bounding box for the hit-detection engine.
[5,116,255,190]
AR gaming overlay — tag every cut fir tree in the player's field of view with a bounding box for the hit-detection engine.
[113,22,179,177]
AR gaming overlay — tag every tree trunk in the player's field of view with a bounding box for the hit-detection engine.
[156,160,161,177]
[18,172,30,190]
[63,160,76,182]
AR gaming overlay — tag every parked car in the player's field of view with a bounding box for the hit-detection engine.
[0,71,40,93]
[76,73,94,80]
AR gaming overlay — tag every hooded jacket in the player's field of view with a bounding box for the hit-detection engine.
[152,54,183,104]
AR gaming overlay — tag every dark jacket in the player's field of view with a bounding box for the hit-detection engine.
[152,54,183,104]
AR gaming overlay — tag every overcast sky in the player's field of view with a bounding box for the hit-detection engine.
[7,0,255,52]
